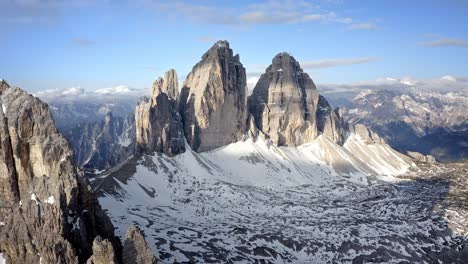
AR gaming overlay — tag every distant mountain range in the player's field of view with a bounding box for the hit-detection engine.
[344,89,467,162]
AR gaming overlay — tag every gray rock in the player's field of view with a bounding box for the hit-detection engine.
[345,89,468,162]
[157,69,179,100]
[316,95,346,145]
[135,70,185,156]
[180,40,247,152]
[122,226,159,264]
[0,80,118,263]
[406,151,437,164]
[87,236,118,264]
[348,124,385,144]
[65,111,136,170]
[248,52,319,146]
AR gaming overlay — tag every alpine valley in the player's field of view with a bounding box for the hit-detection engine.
[1,41,467,264]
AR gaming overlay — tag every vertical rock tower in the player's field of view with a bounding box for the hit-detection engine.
[180,40,248,152]
[248,53,319,146]
[135,69,185,156]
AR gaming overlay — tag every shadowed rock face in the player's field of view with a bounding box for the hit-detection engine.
[135,69,185,156]
[0,80,118,263]
[65,112,136,170]
[316,95,346,145]
[123,226,159,264]
[180,40,247,152]
[248,52,319,146]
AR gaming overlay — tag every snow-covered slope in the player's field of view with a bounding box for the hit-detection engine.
[93,134,437,263]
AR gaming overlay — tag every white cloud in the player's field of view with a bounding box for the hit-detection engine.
[139,0,375,29]
[301,57,379,69]
[348,23,377,30]
[35,85,147,103]
[95,85,135,95]
[418,38,468,47]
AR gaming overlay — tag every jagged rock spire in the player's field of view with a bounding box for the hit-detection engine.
[179,40,247,152]
[248,52,319,146]
[135,70,185,156]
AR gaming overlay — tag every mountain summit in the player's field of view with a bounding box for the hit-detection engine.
[179,40,248,152]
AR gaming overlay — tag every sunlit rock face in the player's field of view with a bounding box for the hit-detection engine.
[179,40,248,152]
[248,52,319,146]
[135,69,185,156]
[0,80,118,263]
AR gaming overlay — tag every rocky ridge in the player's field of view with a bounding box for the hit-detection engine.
[0,80,157,263]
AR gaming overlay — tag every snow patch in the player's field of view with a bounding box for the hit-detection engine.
[45,196,55,204]
[0,253,5,264]
[0,222,5,226]
[30,193,39,205]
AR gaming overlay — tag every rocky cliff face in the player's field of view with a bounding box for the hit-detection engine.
[316,95,347,145]
[0,80,157,263]
[180,40,247,152]
[123,226,159,264]
[248,52,319,146]
[135,69,185,156]
[65,112,136,170]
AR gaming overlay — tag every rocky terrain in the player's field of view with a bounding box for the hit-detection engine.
[64,112,136,171]
[345,89,468,162]
[0,80,157,263]
[3,40,466,263]
[88,41,468,263]
[94,138,468,263]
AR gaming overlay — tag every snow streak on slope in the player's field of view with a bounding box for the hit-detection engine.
[93,138,468,263]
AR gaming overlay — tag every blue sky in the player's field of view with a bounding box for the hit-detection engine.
[1,0,467,92]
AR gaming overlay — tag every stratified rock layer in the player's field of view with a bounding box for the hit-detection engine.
[248,52,319,146]
[0,80,118,263]
[136,70,185,156]
[180,40,247,152]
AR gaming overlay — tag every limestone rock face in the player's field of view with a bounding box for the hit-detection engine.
[248,52,319,146]
[316,95,346,145]
[349,124,385,144]
[135,70,185,156]
[180,40,247,152]
[406,151,437,164]
[122,226,159,264]
[157,69,179,100]
[87,237,118,264]
[0,80,118,263]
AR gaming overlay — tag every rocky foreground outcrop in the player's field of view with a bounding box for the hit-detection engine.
[135,69,185,156]
[0,80,157,263]
[180,40,248,152]
[248,52,320,146]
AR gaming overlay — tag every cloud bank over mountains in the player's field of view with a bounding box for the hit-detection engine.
[34,85,148,103]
